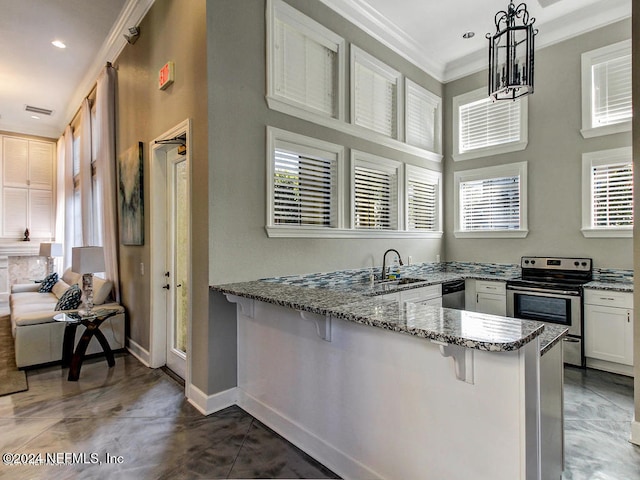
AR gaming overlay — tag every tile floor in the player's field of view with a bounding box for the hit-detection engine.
[0,353,638,479]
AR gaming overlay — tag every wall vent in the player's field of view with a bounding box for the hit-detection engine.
[25,105,53,116]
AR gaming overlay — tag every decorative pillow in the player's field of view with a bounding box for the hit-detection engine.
[38,273,58,293]
[52,280,71,299]
[92,277,113,305]
[54,284,82,311]
[62,268,81,287]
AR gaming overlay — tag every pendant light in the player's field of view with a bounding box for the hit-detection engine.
[487,2,537,101]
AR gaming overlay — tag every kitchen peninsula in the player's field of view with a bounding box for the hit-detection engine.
[212,267,567,480]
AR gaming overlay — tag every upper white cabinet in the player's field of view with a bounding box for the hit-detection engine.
[584,289,633,373]
[1,135,55,239]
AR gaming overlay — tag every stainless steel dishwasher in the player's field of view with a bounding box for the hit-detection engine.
[442,279,465,310]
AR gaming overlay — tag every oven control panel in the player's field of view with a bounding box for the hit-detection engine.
[520,256,592,272]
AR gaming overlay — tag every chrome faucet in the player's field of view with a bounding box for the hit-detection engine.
[381,249,404,280]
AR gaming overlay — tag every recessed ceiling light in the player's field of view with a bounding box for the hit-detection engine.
[52,40,66,49]
[31,115,40,120]
[462,31,475,39]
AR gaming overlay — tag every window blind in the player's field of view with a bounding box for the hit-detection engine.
[273,147,336,227]
[459,97,521,153]
[460,175,520,231]
[592,53,632,127]
[354,62,397,138]
[592,161,633,228]
[353,164,397,229]
[406,83,438,151]
[274,19,337,117]
[407,174,437,231]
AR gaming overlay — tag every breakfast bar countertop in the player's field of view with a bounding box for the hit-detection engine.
[212,280,547,354]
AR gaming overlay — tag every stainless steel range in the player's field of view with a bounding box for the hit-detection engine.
[506,256,592,367]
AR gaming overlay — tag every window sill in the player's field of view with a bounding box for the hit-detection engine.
[266,225,443,239]
[453,229,529,239]
[581,228,632,238]
[580,121,631,139]
[452,139,528,162]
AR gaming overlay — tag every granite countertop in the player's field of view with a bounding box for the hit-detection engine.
[212,280,547,354]
[584,281,633,293]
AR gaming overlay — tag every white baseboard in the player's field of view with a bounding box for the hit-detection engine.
[586,358,634,377]
[237,389,383,480]
[187,384,238,416]
[631,420,640,446]
[126,337,150,367]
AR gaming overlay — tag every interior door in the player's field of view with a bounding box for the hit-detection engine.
[166,147,188,378]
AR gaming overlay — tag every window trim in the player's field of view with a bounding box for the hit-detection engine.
[453,162,528,238]
[350,45,403,140]
[580,39,632,139]
[581,147,633,238]
[452,87,528,162]
[405,78,442,154]
[266,127,345,237]
[266,0,346,121]
[350,150,403,231]
[405,164,442,238]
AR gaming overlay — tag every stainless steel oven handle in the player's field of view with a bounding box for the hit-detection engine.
[506,285,581,297]
[563,337,580,343]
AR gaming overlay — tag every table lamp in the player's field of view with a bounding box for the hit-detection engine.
[39,242,63,275]
[72,246,105,315]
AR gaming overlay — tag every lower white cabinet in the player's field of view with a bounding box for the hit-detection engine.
[467,280,506,316]
[379,284,442,307]
[584,290,633,370]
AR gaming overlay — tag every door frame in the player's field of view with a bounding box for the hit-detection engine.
[149,119,192,387]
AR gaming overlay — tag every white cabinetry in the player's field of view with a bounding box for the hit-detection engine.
[1,135,55,239]
[466,280,506,316]
[379,284,442,307]
[584,289,633,375]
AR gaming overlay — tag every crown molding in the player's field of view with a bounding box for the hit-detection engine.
[62,0,156,131]
[317,0,446,82]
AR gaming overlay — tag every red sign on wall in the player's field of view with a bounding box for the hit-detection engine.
[158,61,175,90]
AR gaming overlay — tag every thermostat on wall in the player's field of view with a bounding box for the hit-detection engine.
[158,61,175,90]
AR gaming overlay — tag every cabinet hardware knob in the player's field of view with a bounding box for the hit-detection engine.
[162,284,170,290]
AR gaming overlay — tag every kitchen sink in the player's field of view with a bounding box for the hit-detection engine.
[375,277,426,286]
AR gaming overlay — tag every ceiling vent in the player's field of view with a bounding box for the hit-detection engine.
[24,105,53,116]
[537,0,563,7]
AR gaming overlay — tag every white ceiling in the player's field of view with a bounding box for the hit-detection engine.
[0,0,631,140]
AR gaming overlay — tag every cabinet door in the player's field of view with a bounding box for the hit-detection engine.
[476,292,506,316]
[29,190,54,238]
[3,137,29,187]
[2,188,28,237]
[585,305,633,366]
[28,141,54,190]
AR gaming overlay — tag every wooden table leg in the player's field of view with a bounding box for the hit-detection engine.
[67,317,117,381]
[61,323,79,369]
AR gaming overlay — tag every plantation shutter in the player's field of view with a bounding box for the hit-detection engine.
[460,175,521,231]
[592,161,633,228]
[459,97,521,153]
[406,82,439,151]
[407,168,438,231]
[273,18,338,117]
[353,57,398,138]
[273,146,336,227]
[592,53,632,127]
[353,164,397,230]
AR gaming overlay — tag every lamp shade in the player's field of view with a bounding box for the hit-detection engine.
[72,246,105,274]
[39,242,63,257]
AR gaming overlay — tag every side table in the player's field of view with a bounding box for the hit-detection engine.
[54,308,120,381]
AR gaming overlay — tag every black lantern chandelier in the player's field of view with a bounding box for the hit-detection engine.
[487,2,537,101]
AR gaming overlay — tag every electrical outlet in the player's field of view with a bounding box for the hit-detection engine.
[407,255,413,265]
[436,255,441,263]
[140,262,145,276]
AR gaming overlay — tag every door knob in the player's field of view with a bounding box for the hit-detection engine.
[163,284,170,290]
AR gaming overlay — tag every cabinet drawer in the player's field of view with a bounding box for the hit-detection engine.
[584,289,633,309]
[476,281,506,295]
[401,284,441,303]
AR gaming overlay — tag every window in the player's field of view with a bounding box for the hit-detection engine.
[266,127,343,237]
[581,147,632,238]
[405,165,441,234]
[454,162,528,238]
[581,40,632,138]
[453,88,528,161]
[351,151,401,230]
[351,46,402,139]
[405,79,441,153]
[266,0,345,120]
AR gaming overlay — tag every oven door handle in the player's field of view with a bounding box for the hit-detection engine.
[506,285,581,297]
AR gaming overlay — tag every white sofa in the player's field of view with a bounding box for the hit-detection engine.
[9,269,125,368]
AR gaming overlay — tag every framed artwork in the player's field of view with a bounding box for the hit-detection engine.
[118,142,144,245]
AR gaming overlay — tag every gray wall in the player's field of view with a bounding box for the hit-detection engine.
[207,0,444,285]
[443,19,632,270]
